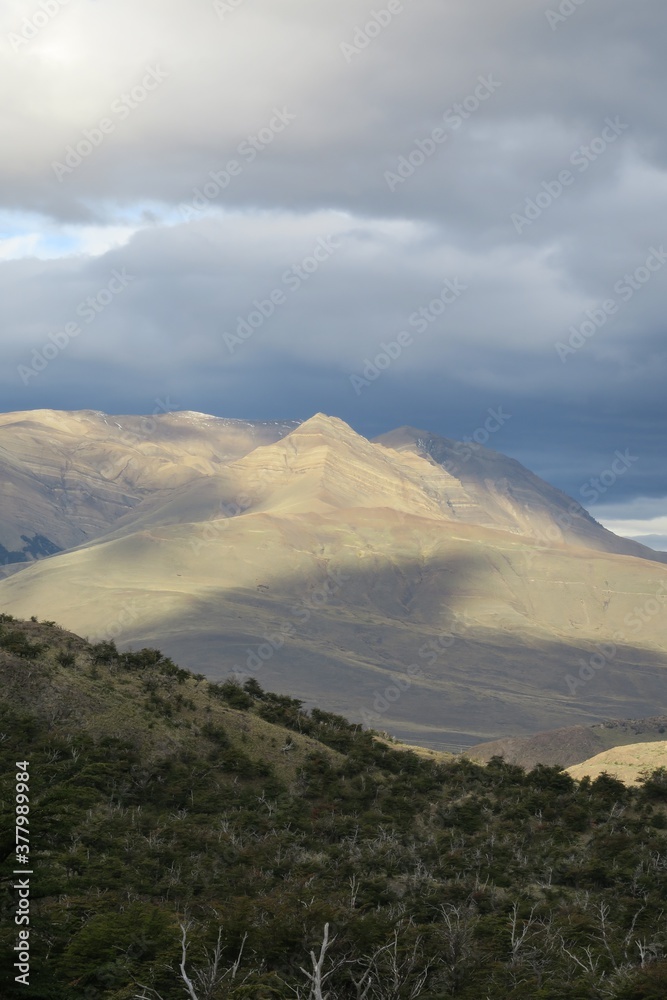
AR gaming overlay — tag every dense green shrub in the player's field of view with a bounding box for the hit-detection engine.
[0,627,45,658]
[2,623,667,999]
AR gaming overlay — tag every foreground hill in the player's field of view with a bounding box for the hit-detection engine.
[1,409,667,746]
[2,616,667,999]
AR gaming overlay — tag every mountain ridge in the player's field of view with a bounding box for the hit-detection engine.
[1,408,666,746]
[376,424,666,563]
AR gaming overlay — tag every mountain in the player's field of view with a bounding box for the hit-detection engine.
[1,408,666,747]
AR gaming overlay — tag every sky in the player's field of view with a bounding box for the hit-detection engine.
[0,0,665,548]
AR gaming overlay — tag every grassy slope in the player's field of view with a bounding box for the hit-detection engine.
[0,617,346,785]
[568,741,667,784]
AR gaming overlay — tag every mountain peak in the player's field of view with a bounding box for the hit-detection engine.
[232,410,451,519]
[291,412,358,438]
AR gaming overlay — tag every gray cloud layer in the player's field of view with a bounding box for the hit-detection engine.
[0,0,665,521]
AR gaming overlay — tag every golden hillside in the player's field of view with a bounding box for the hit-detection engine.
[568,741,667,784]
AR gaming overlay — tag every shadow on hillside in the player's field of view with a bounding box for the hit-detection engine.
[117,544,667,748]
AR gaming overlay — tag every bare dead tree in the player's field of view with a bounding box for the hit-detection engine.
[437,901,478,992]
[351,925,434,1000]
[509,902,539,965]
[594,901,619,970]
[294,922,342,1000]
[133,919,249,1000]
[557,936,601,977]
[348,874,360,910]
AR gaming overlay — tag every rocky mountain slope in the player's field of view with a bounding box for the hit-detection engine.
[376,425,664,562]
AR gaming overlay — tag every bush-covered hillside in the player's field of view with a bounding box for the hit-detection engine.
[1,614,667,999]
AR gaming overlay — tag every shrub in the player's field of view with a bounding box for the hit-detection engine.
[211,680,254,709]
[90,639,119,664]
[639,767,667,802]
[121,647,166,670]
[0,629,45,659]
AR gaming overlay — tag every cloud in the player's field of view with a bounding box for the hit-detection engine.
[0,0,666,512]
[600,520,667,554]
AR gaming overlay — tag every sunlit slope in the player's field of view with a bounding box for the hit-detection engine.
[0,408,295,562]
[467,715,667,769]
[567,742,667,784]
[78,412,452,537]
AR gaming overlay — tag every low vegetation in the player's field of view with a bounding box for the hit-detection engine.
[1,615,667,999]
